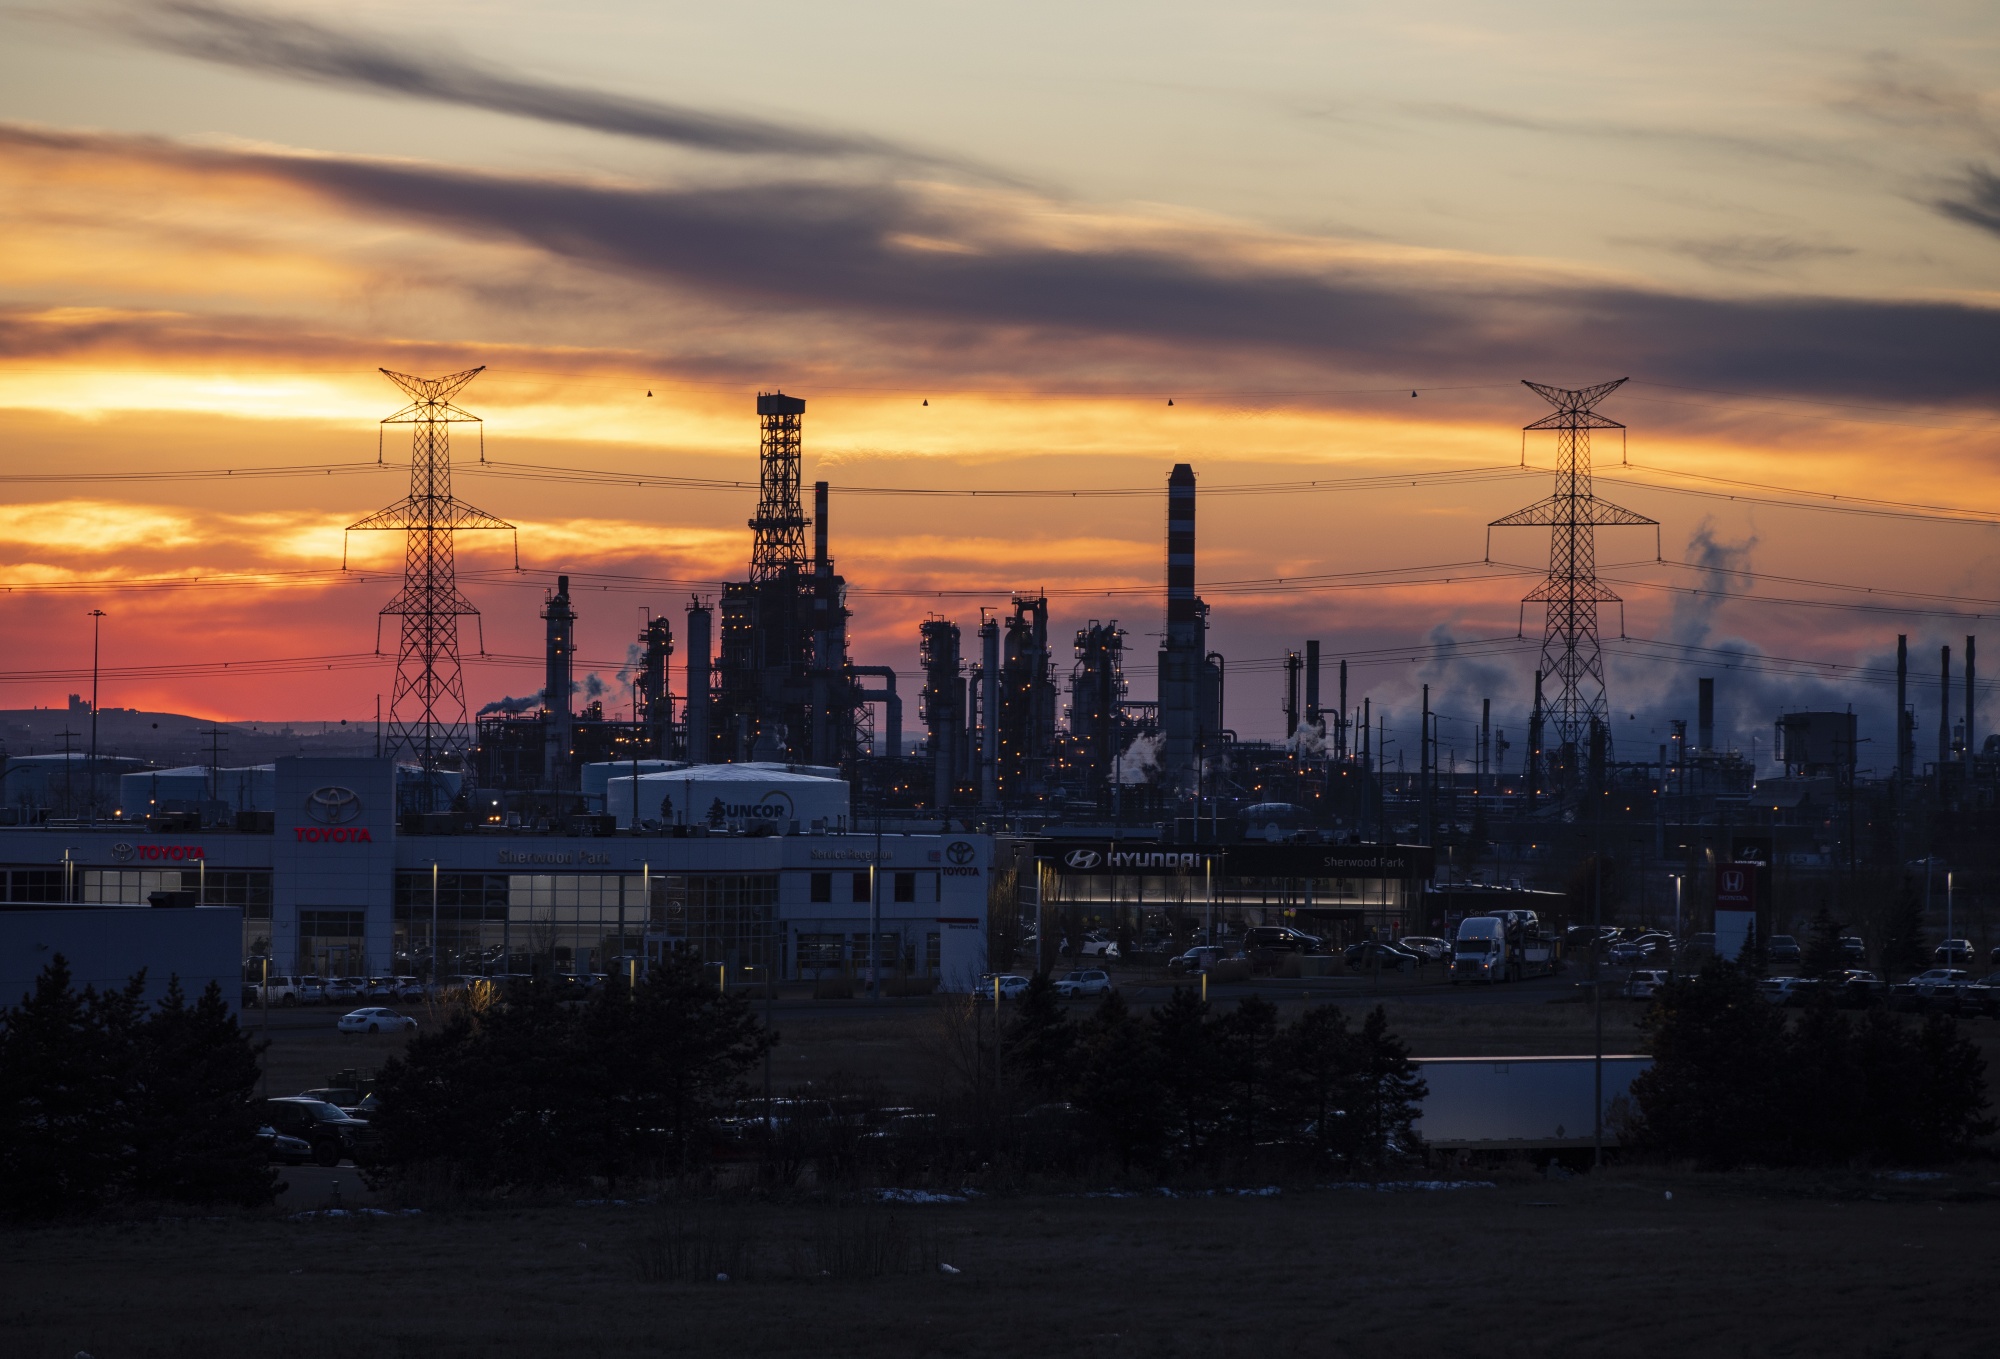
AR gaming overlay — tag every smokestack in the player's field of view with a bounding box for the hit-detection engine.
[1897,635,1911,781]
[1160,463,1200,781]
[542,575,576,789]
[979,615,1000,806]
[1698,677,1714,752]
[1481,697,1491,785]
[1967,635,1977,768]
[1338,659,1349,759]
[1284,651,1302,737]
[1305,640,1321,731]
[814,480,829,573]
[1941,644,1952,766]
[686,598,711,764]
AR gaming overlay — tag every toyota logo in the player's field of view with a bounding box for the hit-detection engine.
[1064,850,1101,869]
[111,842,135,863]
[946,840,976,866]
[305,786,363,825]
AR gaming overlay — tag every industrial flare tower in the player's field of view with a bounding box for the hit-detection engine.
[349,366,514,797]
[1490,379,1654,755]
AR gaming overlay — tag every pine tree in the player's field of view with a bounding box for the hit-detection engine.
[1003,971,1077,1099]
[1349,1006,1426,1167]
[1148,986,1220,1164]
[1630,960,1790,1167]
[1800,907,1847,981]
[1272,1004,1359,1166]
[1212,996,1278,1152]
[1877,877,1929,981]
[131,978,276,1206]
[1072,991,1169,1172]
[0,956,140,1215]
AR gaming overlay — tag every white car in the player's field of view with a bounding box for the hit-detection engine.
[337,1007,418,1035]
[324,978,363,1003]
[1621,969,1671,1000]
[981,974,1031,1000]
[1054,969,1115,999]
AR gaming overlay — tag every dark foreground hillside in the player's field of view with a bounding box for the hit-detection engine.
[6,1169,1994,1359]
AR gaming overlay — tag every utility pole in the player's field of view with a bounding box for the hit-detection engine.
[87,609,105,820]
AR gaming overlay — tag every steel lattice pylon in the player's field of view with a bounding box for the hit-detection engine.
[1490,378,1655,754]
[347,366,515,800]
[749,392,808,581]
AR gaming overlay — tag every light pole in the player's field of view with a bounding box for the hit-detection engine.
[1947,870,1954,960]
[87,609,105,820]
[430,860,440,992]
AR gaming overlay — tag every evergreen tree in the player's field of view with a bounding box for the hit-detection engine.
[1004,971,1077,1099]
[1903,1012,1994,1162]
[1876,877,1929,981]
[1800,907,1847,981]
[616,953,773,1175]
[1630,960,1791,1167]
[1212,996,1278,1152]
[1148,986,1221,1164]
[0,957,142,1215]
[1271,1004,1360,1166]
[1348,1006,1427,1167]
[1072,991,1169,1172]
[131,978,275,1206]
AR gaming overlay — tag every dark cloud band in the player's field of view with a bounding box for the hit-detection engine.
[119,0,940,165]
[6,123,1998,408]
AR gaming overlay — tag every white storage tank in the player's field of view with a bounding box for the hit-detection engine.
[606,763,849,832]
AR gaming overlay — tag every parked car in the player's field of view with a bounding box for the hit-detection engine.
[363,976,398,1000]
[1766,934,1802,967]
[258,975,302,1006]
[1839,937,1867,965]
[324,977,363,1003]
[1832,970,1890,1008]
[1609,933,1672,965]
[1757,976,1814,1006]
[337,1006,418,1035]
[1397,936,1450,962]
[1564,925,1615,951]
[262,1097,370,1167]
[296,976,328,1004]
[256,1124,313,1166]
[1167,946,1228,976]
[393,976,427,1001]
[298,1087,379,1120]
[1053,969,1115,999]
[1242,925,1323,954]
[1895,968,1973,1011]
[1345,940,1421,973]
[1934,939,1975,966]
[1077,933,1121,959]
[1623,969,1672,1000]
[979,974,1031,1000]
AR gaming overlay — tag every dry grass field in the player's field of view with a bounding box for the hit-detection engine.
[7,1169,1996,1359]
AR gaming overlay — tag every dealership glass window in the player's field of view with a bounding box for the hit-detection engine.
[810,871,833,903]
[384,871,778,978]
[850,871,870,903]
[795,932,846,969]
[893,871,916,904]
[297,909,366,976]
[2,868,67,903]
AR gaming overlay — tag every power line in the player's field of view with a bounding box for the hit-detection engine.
[0,462,387,484]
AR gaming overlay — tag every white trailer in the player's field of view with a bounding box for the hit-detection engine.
[1413,1054,1652,1151]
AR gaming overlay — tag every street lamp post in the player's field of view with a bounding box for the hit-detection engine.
[87,609,105,820]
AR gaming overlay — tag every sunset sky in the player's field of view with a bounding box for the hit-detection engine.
[2,0,1998,770]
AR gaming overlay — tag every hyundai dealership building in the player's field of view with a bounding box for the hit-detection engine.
[0,756,992,991]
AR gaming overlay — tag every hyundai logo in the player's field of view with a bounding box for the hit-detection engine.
[1064,849,1101,869]
[946,840,976,866]
[304,786,363,825]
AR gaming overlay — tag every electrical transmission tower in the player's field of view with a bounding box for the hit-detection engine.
[1490,378,1655,763]
[348,366,515,805]
[749,392,808,580]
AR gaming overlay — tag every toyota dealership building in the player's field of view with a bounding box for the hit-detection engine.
[0,756,993,993]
